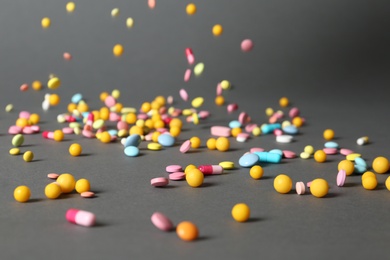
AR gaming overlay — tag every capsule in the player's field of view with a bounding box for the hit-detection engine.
[198,165,223,175]
[66,208,96,227]
[185,48,195,65]
[357,136,369,145]
[261,123,281,134]
[254,151,282,163]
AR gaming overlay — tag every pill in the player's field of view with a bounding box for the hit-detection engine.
[179,140,192,153]
[176,221,199,241]
[215,137,230,152]
[158,134,175,147]
[194,63,204,76]
[296,182,306,195]
[148,0,156,9]
[9,148,20,155]
[186,3,197,15]
[338,160,355,175]
[48,77,61,89]
[250,147,264,153]
[357,136,369,145]
[354,164,367,174]
[261,123,281,134]
[229,120,242,129]
[186,168,204,187]
[63,52,72,60]
[113,44,124,57]
[276,135,293,143]
[210,126,231,137]
[249,165,263,179]
[126,17,134,28]
[69,143,82,156]
[198,165,223,175]
[310,178,329,198]
[166,165,183,173]
[337,169,346,187]
[386,176,390,191]
[185,48,195,65]
[111,8,120,17]
[45,183,62,199]
[191,97,204,108]
[254,151,282,164]
[324,141,339,149]
[80,191,95,198]
[184,69,191,82]
[340,148,354,156]
[289,107,300,118]
[14,185,31,202]
[66,2,75,12]
[212,24,223,36]
[283,150,296,159]
[169,172,186,181]
[216,83,223,95]
[274,174,292,194]
[5,104,13,112]
[362,176,377,190]
[23,151,34,162]
[151,177,169,187]
[323,148,338,155]
[231,203,250,222]
[124,146,140,157]
[283,125,298,135]
[66,208,96,227]
[12,134,24,147]
[180,89,189,101]
[346,153,361,161]
[238,112,249,125]
[124,134,142,147]
[219,161,235,169]
[147,143,162,151]
[274,129,283,136]
[151,212,173,231]
[239,153,259,167]
[41,17,51,28]
[372,156,390,174]
[47,173,60,179]
[314,150,326,163]
[354,157,367,168]
[323,129,335,140]
[236,133,249,142]
[269,149,283,156]
[227,103,238,113]
[241,39,253,52]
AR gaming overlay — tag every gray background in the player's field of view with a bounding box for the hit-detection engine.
[0,0,389,259]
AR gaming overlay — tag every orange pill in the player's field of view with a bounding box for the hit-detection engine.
[176,221,198,241]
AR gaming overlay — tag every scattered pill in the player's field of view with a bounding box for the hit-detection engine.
[45,183,62,199]
[254,151,282,163]
[69,143,82,156]
[362,175,377,190]
[80,191,95,198]
[124,146,140,157]
[166,165,183,173]
[314,150,326,163]
[9,148,20,155]
[186,3,197,15]
[216,137,230,152]
[283,150,296,159]
[249,165,263,179]
[23,151,34,162]
[372,156,389,174]
[231,203,250,222]
[241,39,253,52]
[151,212,173,231]
[48,77,61,89]
[176,221,198,241]
[296,182,305,195]
[41,17,51,28]
[56,173,76,193]
[14,185,31,202]
[212,24,223,36]
[151,177,169,187]
[274,174,292,194]
[20,83,29,92]
[5,104,13,112]
[357,136,369,145]
[346,153,361,161]
[47,173,60,179]
[323,129,335,140]
[66,2,76,12]
[113,44,124,57]
[169,172,186,181]
[66,208,96,227]
[111,8,120,17]
[75,179,91,193]
[194,63,204,76]
[385,176,390,191]
[126,17,134,28]
[310,178,329,198]
[191,97,204,108]
[198,165,223,175]
[276,135,293,143]
[338,159,355,176]
[186,168,204,187]
[323,148,338,155]
[219,161,235,169]
[158,134,175,147]
[337,169,346,187]
[221,80,231,90]
[180,140,192,153]
[148,0,156,9]
[12,134,24,147]
[239,153,259,167]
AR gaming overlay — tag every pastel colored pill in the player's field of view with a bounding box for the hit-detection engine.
[337,170,346,187]
[372,156,390,174]
[124,134,142,147]
[314,150,326,163]
[198,165,223,175]
[304,145,315,155]
[236,133,249,142]
[357,136,369,145]
[250,165,263,179]
[283,150,296,159]
[241,39,253,52]
[231,203,250,222]
[47,173,60,179]
[354,157,367,168]
[66,2,75,12]
[269,149,283,156]
[324,141,339,149]
[340,148,354,156]
[220,80,231,90]
[354,164,367,174]
[14,186,31,202]
[41,17,51,28]
[56,173,76,193]
[23,151,34,162]
[176,221,198,241]
[9,148,20,155]
[296,182,306,195]
[211,126,231,137]
[151,212,174,231]
[111,8,119,17]
[180,140,191,153]
[191,97,204,108]
[254,152,282,163]
[126,17,134,28]
[184,69,191,82]
[148,0,156,9]
[81,191,95,198]
[283,125,298,135]
[45,183,62,199]
[323,129,335,140]
[346,153,361,161]
[239,153,259,167]
[158,134,175,147]
[148,143,162,151]
[250,147,264,153]
[48,77,61,89]
[124,146,140,157]
[289,107,300,118]
[274,174,293,194]
[276,135,293,143]
[186,168,204,187]
[186,3,197,15]
[362,171,376,181]
[323,148,338,155]
[185,48,195,65]
[63,52,72,60]
[189,136,201,148]
[12,134,24,147]
[261,123,281,134]
[66,208,96,227]
[169,172,186,181]
[179,89,189,101]
[229,120,242,129]
[216,137,230,152]
[212,24,223,36]
[151,177,169,187]
[194,63,205,76]
[310,179,329,198]
[75,179,91,193]
[219,161,235,169]
[227,103,238,113]
[166,165,182,173]
[5,104,13,112]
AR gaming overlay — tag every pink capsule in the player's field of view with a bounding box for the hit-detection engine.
[104,95,116,107]
[169,172,186,181]
[227,103,238,113]
[66,208,96,227]
[211,126,231,137]
[151,177,169,187]
[306,181,312,188]
[20,83,29,92]
[198,165,223,175]
[283,150,297,159]
[216,83,223,96]
[184,69,191,82]
[9,125,22,135]
[47,132,54,139]
[151,212,173,232]
[269,115,278,123]
[185,48,195,65]
[180,140,191,153]
[179,89,189,101]
[289,107,300,118]
[166,165,182,173]
[296,182,306,195]
[323,148,338,155]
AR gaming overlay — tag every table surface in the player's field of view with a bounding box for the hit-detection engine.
[0,0,390,259]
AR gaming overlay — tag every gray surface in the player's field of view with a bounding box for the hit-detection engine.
[0,0,390,259]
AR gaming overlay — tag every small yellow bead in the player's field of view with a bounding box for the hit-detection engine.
[23,151,34,162]
[186,168,204,187]
[190,136,201,149]
[206,138,216,150]
[66,2,76,12]
[231,203,250,222]
[56,173,76,193]
[216,137,230,152]
[41,17,51,28]
[75,178,91,193]
[100,131,111,143]
[14,186,31,202]
[47,77,61,89]
[113,44,124,57]
[69,143,82,156]
[45,183,62,199]
[310,178,329,198]
[212,24,223,36]
[186,3,197,15]
[29,113,40,124]
[274,174,292,194]
[314,150,326,163]
[32,80,42,91]
[279,97,289,107]
[49,94,60,106]
[323,129,335,140]
[53,130,64,142]
[215,96,225,106]
[372,156,390,174]
[250,165,264,179]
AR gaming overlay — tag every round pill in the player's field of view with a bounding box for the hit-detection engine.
[372,156,390,174]
[189,136,201,149]
[283,150,297,159]
[186,168,204,187]
[340,148,354,156]
[185,164,197,174]
[276,135,293,143]
[385,176,390,191]
[113,44,124,57]
[47,173,60,179]
[23,151,34,162]
[5,104,13,112]
[158,134,175,147]
[169,172,186,181]
[45,183,62,199]
[12,134,24,147]
[231,203,250,222]
[186,3,197,15]
[176,221,198,241]
[75,179,90,193]
[69,143,82,156]
[56,173,76,193]
[219,161,235,170]
[239,153,259,167]
[337,170,346,187]
[80,191,95,198]
[241,39,253,52]
[304,145,315,155]
[310,178,329,198]
[124,134,142,147]
[151,177,169,187]
[323,129,335,140]
[362,171,376,181]
[124,146,140,157]
[111,8,120,17]
[212,24,223,36]
[206,138,216,150]
[314,150,326,163]
[126,17,134,28]
[362,176,377,190]
[274,174,292,194]
[166,165,183,173]
[180,140,191,153]
[216,137,230,152]
[296,182,306,195]
[41,17,51,28]
[250,165,263,179]
[148,143,162,151]
[14,185,31,202]
[151,212,174,231]
[338,160,355,176]
[66,2,75,12]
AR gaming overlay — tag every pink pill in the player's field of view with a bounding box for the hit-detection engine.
[104,95,116,107]
[22,126,34,134]
[216,83,223,96]
[151,177,169,187]
[117,121,129,131]
[269,115,278,124]
[184,69,191,82]
[47,173,60,179]
[144,132,153,141]
[66,208,96,227]
[63,52,72,60]
[236,133,249,142]
[306,181,312,188]
[109,112,120,122]
[166,165,182,173]
[210,126,231,137]
[289,107,300,118]
[180,140,191,153]
[151,212,173,232]
[148,0,156,9]
[82,130,95,138]
[198,165,223,175]
[283,150,297,159]
[185,48,195,65]
[179,89,189,101]
[296,182,306,195]
[323,148,338,155]
[198,110,210,119]
[62,127,74,134]
[169,172,186,181]
[20,83,29,92]
[241,39,253,52]
[30,125,40,133]
[340,148,354,156]
[157,128,168,133]
[167,96,173,104]
[137,113,149,120]
[250,147,264,153]
[19,111,31,119]
[84,125,92,131]
[245,123,257,133]
[227,103,238,113]
[47,132,54,139]
[273,129,283,136]
[238,112,249,124]
[80,191,95,198]
[337,169,346,187]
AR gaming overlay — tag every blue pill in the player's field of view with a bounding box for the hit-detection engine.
[254,151,268,162]
[269,149,283,156]
[229,120,242,129]
[125,134,142,147]
[324,141,339,149]
[158,134,175,147]
[71,93,83,104]
[261,123,281,134]
[108,129,118,136]
[239,153,259,167]
[283,125,298,135]
[354,164,367,174]
[354,157,367,168]
[124,146,139,157]
[254,151,282,163]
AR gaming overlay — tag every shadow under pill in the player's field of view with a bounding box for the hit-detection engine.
[342,182,359,188]
[324,192,339,198]
[199,183,216,188]
[21,144,35,148]
[78,153,93,157]
[195,236,212,242]
[32,159,44,162]
[246,217,262,223]
[28,198,45,203]
[92,222,108,228]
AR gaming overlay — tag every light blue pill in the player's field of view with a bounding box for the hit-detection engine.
[266,152,282,163]
[125,134,142,147]
[108,129,118,136]
[354,157,367,168]
[261,123,281,134]
[229,120,242,129]
[239,153,259,167]
[124,146,139,157]
[71,93,83,104]
[354,164,367,174]
[82,112,90,119]
[158,134,175,147]
[254,151,268,162]
[283,125,298,135]
[269,149,283,156]
[324,141,339,149]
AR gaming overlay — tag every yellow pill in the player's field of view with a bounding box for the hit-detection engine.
[56,173,76,193]
[191,97,204,108]
[66,2,76,12]
[49,94,60,106]
[186,168,204,187]
[310,178,329,198]
[186,3,197,15]
[190,136,201,149]
[45,183,62,199]
[250,165,264,179]
[14,185,31,202]
[23,151,34,162]
[231,127,242,137]
[9,148,20,155]
[279,97,289,107]
[53,130,64,141]
[385,176,390,191]
[215,96,225,106]
[372,156,390,174]
[292,117,304,127]
[323,129,335,140]
[170,126,181,137]
[32,80,42,91]
[314,150,326,163]
[113,44,124,57]
[16,118,29,128]
[220,80,231,90]
[338,160,355,176]
[362,177,377,190]
[75,179,91,193]
[5,104,13,112]
[169,118,183,128]
[206,138,216,150]
[252,127,261,136]
[29,113,40,124]
[231,203,250,222]
[192,113,199,125]
[273,174,292,194]
[346,153,361,161]
[100,131,111,143]
[219,161,235,170]
[126,17,134,28]
[216,137,230,152]
[304,145,315,155]
[41,17,51,28]
[362,171,376,181]
[212,24,223,36]
[47,77,61,89]
[185,164,197,174]
[147,143,162,151]
[111,89,120,99]
[111,8,120,17]
[265,107,274,117]
[69,143,82,156]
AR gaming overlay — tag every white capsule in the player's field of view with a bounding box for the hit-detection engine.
[357,136,369,145]
[42,100,50,111]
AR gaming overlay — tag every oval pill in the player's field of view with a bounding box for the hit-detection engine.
[158,134,175,147]
[124,146,140,157]
[169,172,186,181]
[9,148,20,155]
[337,169,346,187]
[166,165,182,172]
[300,152,311,159]
[193,63,204,76]
[191,97,204,108]
[296,182,306,195]
[346,153,361,161]
[219,161,235,169]
[238,153,259,167]
[276,135,293,143]
[12,134,24,147]
[66,208,95,227]
[210,126,231,137]
[124,134,142,147]
[151,212,173,231]
[323,148,338,155]
[340,148,354,156]
[147,143,162,151]
[324,141,339,149]
[80,191,95,198]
